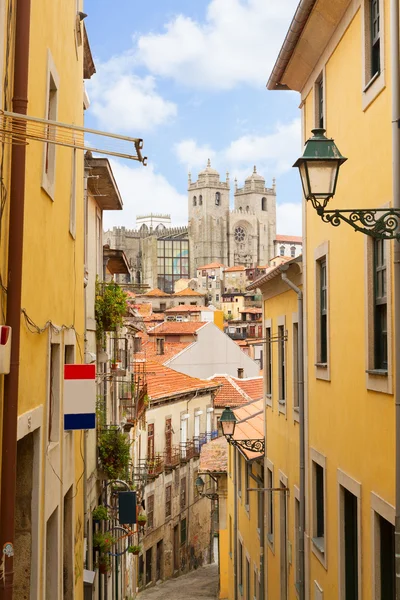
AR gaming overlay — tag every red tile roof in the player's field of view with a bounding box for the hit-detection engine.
[174,288,205,297]
[144,288,171,297]
[134,339,193,364]
[223,265,246,272]
[197,262,225,270]
[145,360,219,401]
[211,375,263,407]
[275,234,302,243]
[235,377,263,400]
[165,305,211,313]
[148,321,207,336]
[133,303,153,317]
[199,436,228,473]
[239,307,262,314]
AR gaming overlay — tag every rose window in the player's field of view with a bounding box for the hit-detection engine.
[234,227,246,242]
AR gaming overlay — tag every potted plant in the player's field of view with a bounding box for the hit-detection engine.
[93,531,115,553]
[137,514,147,527]
[92,506,109,523]
[96,554,111,575]
[127,545,141,556]
[98,428,131,480]
[95,280,127,341]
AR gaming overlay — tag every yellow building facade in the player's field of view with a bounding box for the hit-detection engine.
[226,400,264,600]
[269,0,397,598]
[0,0,88,597]
[251,259,302,600]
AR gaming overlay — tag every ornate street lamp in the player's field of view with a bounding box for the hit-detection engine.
[220,406,264,454]
[195,475,218,500]
[293,128,347,213]
[219,406,237,438]
[294,128,400,240]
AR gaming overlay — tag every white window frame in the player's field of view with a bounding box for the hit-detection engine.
[361,0,386,111]
[69,149,77,238]
[266,459,275,552]
[310,448,327,567]
[364,233,392,394]
[371,492,395,600]
[42,50,59,201]
[277,315,286,415]
[265,319,272,407]
[337,469,362,600]
[314,69,326,130]
[314,241,330,381]
[292,313,299,422]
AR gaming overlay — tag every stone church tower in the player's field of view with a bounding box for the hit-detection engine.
[188,159,230,273]
[231,166,276,266]
[188,161,276,272]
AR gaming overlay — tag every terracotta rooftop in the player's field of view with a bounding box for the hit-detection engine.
[235,377,263,400]
[145,360,219,402]
[247,255,300,290]
[197,262,225,270]
[211,375,263,407]
[148,321,207,336]
[165,305,211,313]
[134,339,193,364]
[239,307,262,314]
[223,265,246,273]
[275,234,302,243]
[199,436,228,473]
[174,287,205,297]
[133,303,153,317]
[142,313,165,323]
[144,288,170,297]
[233,399,264,460]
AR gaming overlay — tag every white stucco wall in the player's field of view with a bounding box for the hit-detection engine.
[166,322,260,379]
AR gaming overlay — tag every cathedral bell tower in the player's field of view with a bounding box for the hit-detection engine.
[188,159,230,272]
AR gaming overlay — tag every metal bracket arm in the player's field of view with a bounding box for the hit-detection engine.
[228,437,265,454]
[316,207,400,241]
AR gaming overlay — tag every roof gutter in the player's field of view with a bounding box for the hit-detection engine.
[267,0,317,90]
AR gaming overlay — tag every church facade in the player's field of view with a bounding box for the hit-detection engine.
[105,163,277,292]
[188,161,276,272]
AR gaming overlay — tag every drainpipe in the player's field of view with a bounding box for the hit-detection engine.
[0,0,31,598]
[233,448,238,600]
[391,0,400,596]
[280,270,305,600]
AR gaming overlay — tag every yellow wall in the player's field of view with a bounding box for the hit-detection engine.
[213,309,224,331]
[300,2,393,598]
[0,0,86,596]
[261,266,301,599]
[223,296,245,320]
[226,441,263,600]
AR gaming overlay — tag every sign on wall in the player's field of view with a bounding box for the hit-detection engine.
[64,364,96,430]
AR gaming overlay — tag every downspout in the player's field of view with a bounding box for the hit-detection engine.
[391,0,400,596]
[280,271,305,600]
[0,0,31,598]
[233,448,238,600]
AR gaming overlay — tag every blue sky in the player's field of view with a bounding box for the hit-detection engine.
[85,0,302,234]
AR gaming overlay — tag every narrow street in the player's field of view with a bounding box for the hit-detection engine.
[137,564,219,599]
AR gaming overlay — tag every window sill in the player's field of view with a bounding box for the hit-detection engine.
[366,369,388,377]
[363,70,380,92]
[315,362,328,369]
[312,537,325,554]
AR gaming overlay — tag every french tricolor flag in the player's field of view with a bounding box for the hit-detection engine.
[64,364,96,430]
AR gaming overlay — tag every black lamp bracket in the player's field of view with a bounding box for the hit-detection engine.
[315,206,400,241]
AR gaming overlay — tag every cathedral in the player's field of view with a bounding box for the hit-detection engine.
[104,162,277,292]
[188,160,276,272]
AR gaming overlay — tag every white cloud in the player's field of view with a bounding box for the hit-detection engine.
[137,0,298,89]
[103,161,188,231]
[175,118,301,182]
[87,57,177,134]
[174,139,217,171]
[277,202,302,236]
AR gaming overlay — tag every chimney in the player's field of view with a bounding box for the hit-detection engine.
[156,338,165,355]
[237,368,244,379]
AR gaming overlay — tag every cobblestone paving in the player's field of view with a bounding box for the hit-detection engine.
[138,563,219,599]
